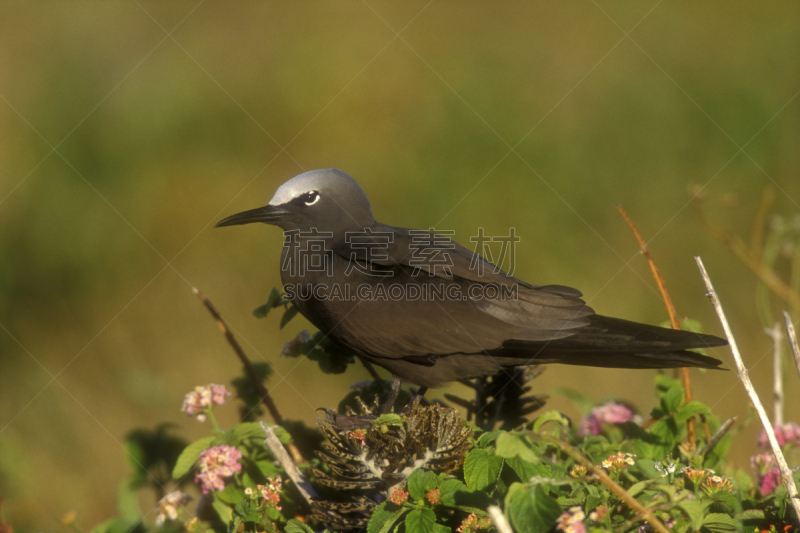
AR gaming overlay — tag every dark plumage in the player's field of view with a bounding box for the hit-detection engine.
[217,169,725,393]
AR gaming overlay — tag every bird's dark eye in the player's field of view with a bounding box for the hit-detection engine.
[293,191,320,207]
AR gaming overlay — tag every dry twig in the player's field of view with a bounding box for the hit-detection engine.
[695,257,800,522]
[193,287,305,463]
[539,434,671,533]
[487,505,513,533]
[261,422,317,507]
[617,205,696,446]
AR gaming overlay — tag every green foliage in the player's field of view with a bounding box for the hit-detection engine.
[83,316,800,533]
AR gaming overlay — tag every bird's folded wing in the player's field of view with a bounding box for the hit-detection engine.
[324,236,594,360]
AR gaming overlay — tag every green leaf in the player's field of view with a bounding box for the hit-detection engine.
[216,483,245,505]
[280,305,300,329]
[90,517,145,533]
[231,421,292,444]
[585,485,605,514]
[463,448,503,491]
[476,429,504,448]
[702,513,741,533]
[736,509,765,521]
[367,501,407,533]
[707,490,741,515]
[231,421,268,441]
[496,431,539,463]
[627,480,648,498]
[407,469,438,501]
[533,410,569,433]
[678,500,708,531]
[253,287,283,318]
[703,435,732,470]
[438,478,470,506]
[659,386,684,415]
[437,479,489,513]
[211,496,233,524]
[507,484,561,533]
[505,456,550,482]
[116,478,141,522]
[285,519,316,533]
[253,458,281,479]
[232,499,261,523]
[404,508,438,533]
[172,435,216,479]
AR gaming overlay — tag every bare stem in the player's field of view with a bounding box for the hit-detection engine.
[487,505,513,533]
[695,257,800,522]
[194,288,284,425]
[261,423,317,506]
[766,323,784,426]
[193,288,305,463]
[539,434,670,533]
[695,417,737,458]
[784,311,800,383]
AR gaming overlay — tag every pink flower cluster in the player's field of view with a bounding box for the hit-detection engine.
[752,452,781,496]
[579,403,637,436]
[556,506,586,533]
[752,422,800,496]
[195,445,242,494]
[181,384,231,422]
[758,422,800,448]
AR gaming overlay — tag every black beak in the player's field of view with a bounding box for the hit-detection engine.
[215,205,290,228]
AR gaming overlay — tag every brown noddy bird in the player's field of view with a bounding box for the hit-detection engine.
[216,169,725,409]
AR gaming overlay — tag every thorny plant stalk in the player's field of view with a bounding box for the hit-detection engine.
[695,257,800,523]
[538,434,671,533]
[617,205,698,446]
[193,287,305,464]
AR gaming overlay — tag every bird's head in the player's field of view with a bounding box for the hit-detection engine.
[215,169,376,237]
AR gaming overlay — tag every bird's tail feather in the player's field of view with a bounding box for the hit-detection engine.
[492,314,726,370]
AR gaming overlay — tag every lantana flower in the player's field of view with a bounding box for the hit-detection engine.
[758,422,800,448]
[579,402,638,436]
[257,477,283,510]
[556,506,586,533]
[601,452,635,473]
[181,384,231,423]
[457,512,492,533]
[195,445,242,494]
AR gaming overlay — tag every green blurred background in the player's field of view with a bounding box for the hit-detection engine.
[1,2,799,531]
